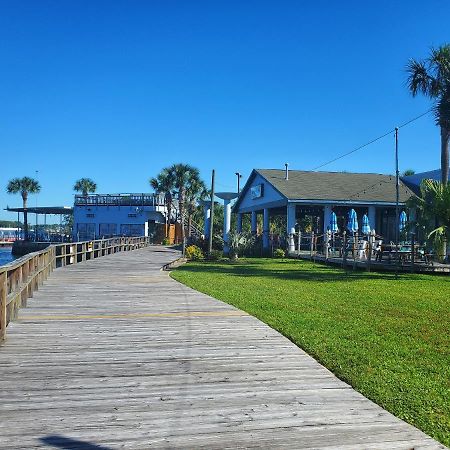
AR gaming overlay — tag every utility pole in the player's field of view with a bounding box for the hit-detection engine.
[208,170,215,255]
[395,127,399,277]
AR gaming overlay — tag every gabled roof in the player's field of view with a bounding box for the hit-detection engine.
[234,169,415,210]
[401,168,449,194]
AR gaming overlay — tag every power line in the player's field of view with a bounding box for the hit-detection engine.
[311,109,433,171]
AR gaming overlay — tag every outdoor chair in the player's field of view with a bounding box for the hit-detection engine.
[358,240,369,260]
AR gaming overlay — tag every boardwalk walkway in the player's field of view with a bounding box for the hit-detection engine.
[0,246,444,449]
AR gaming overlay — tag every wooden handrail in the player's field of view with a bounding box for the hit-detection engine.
[0,236,151,342]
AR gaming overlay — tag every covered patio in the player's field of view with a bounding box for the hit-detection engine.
[233,168,416,253]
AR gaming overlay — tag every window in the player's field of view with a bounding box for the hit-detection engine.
[77,223,95,240]
[120,224,145,237]
[99,223,117,237]
[86,213,95,218]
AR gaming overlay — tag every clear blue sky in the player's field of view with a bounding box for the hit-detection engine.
[1,0,448,221]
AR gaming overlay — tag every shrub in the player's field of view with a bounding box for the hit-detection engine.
[162,238,170,245]
[273,248,286,258]
[185,245,204,260]
[207,249,222,261]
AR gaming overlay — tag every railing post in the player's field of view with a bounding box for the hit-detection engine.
[0,271,7,342]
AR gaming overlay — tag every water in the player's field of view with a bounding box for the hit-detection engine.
[0,247,15,266]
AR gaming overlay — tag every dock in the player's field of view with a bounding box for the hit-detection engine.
[0,246,445,449]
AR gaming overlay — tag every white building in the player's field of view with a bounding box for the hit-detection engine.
[73,193,167,241]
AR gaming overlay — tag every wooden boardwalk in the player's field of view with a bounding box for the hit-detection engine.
[0,246,444,449]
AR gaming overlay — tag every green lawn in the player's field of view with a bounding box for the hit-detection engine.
[171,258,450,446]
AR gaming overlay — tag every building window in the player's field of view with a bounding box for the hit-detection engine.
[120,224,145,237]
[128,213,137,218]
[99,223,117,237]
[86,213,95,218]
[77,223,95,240]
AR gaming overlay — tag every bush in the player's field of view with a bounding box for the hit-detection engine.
[162,238,170,245]
[207,249,222,261]
[185,245,204,260]
[273,248,286,258]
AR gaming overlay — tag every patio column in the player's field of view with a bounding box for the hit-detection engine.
[263,208,270,250]
[287,203,296,253]
[323,205,332,234]
[251,210,257,234]
[368,206,376,233]
[237,213,243,233]
[201,200,211,238]
[216,192,238,255]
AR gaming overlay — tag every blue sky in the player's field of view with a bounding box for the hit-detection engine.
[1,1,449,221]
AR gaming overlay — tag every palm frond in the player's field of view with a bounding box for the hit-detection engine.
[406,59,434,97]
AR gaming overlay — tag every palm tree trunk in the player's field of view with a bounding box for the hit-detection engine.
[188,212,192,238]
[22,195,28,241]
[179,190,186,253]
[441,126,449,184]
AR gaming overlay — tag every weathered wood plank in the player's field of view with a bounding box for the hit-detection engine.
[0,246,444,449]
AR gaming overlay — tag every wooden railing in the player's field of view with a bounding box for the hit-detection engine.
[0,236,150,342]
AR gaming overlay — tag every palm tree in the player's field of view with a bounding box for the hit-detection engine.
[150,168,174,238]
[6,177,41,241]
[73,178,97,198]
[409,179,450,261]
[406,44,450,184]
[167,164,203,250]
[185,178,208,237]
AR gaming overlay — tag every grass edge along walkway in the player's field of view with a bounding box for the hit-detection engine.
[171,258,450,446]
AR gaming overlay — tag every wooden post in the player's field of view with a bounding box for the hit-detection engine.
[0,271,7,342]
[342,231,347,268]
[297,231,301,257]
[310,232,314,259]
[325,232,329,260]
[411,233,415,274]
[367,234,372,272]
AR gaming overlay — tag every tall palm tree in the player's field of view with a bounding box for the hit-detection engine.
[6,177,41,241]
[167,164,203,250]
[73,178,97,197]
[150,168,174,238]
[407,44,450,184]
[185,178,208,237]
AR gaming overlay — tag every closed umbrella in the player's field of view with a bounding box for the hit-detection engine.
[329,212,339,233]
[347,209,358,233]
[399,210,407,232]
[361,214,371,235]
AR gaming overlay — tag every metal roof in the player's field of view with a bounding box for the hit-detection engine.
[5,206,73,215]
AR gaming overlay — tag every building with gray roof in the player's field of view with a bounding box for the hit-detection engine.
[233,168,417,249]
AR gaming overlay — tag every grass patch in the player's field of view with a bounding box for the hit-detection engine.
[171,258,450,445]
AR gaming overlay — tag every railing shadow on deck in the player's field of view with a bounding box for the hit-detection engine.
[0,236,150,343]
[40,435,113,450]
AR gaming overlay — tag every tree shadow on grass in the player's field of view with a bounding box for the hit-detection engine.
[177,261,429,283]
[40,435,112,450]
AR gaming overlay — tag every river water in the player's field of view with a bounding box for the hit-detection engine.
[0,247,15,266]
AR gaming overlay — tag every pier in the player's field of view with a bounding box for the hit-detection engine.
[0,244,444,448]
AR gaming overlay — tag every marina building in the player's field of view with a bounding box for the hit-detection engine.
[72,193,167,241]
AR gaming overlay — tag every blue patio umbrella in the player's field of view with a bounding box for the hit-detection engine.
[347,209,359,233]
[361,214,371,235]
[399,210,408,232]
[329,212,339,233]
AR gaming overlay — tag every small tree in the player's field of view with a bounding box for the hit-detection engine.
[408,179,450,261]
[6,177,41,241]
